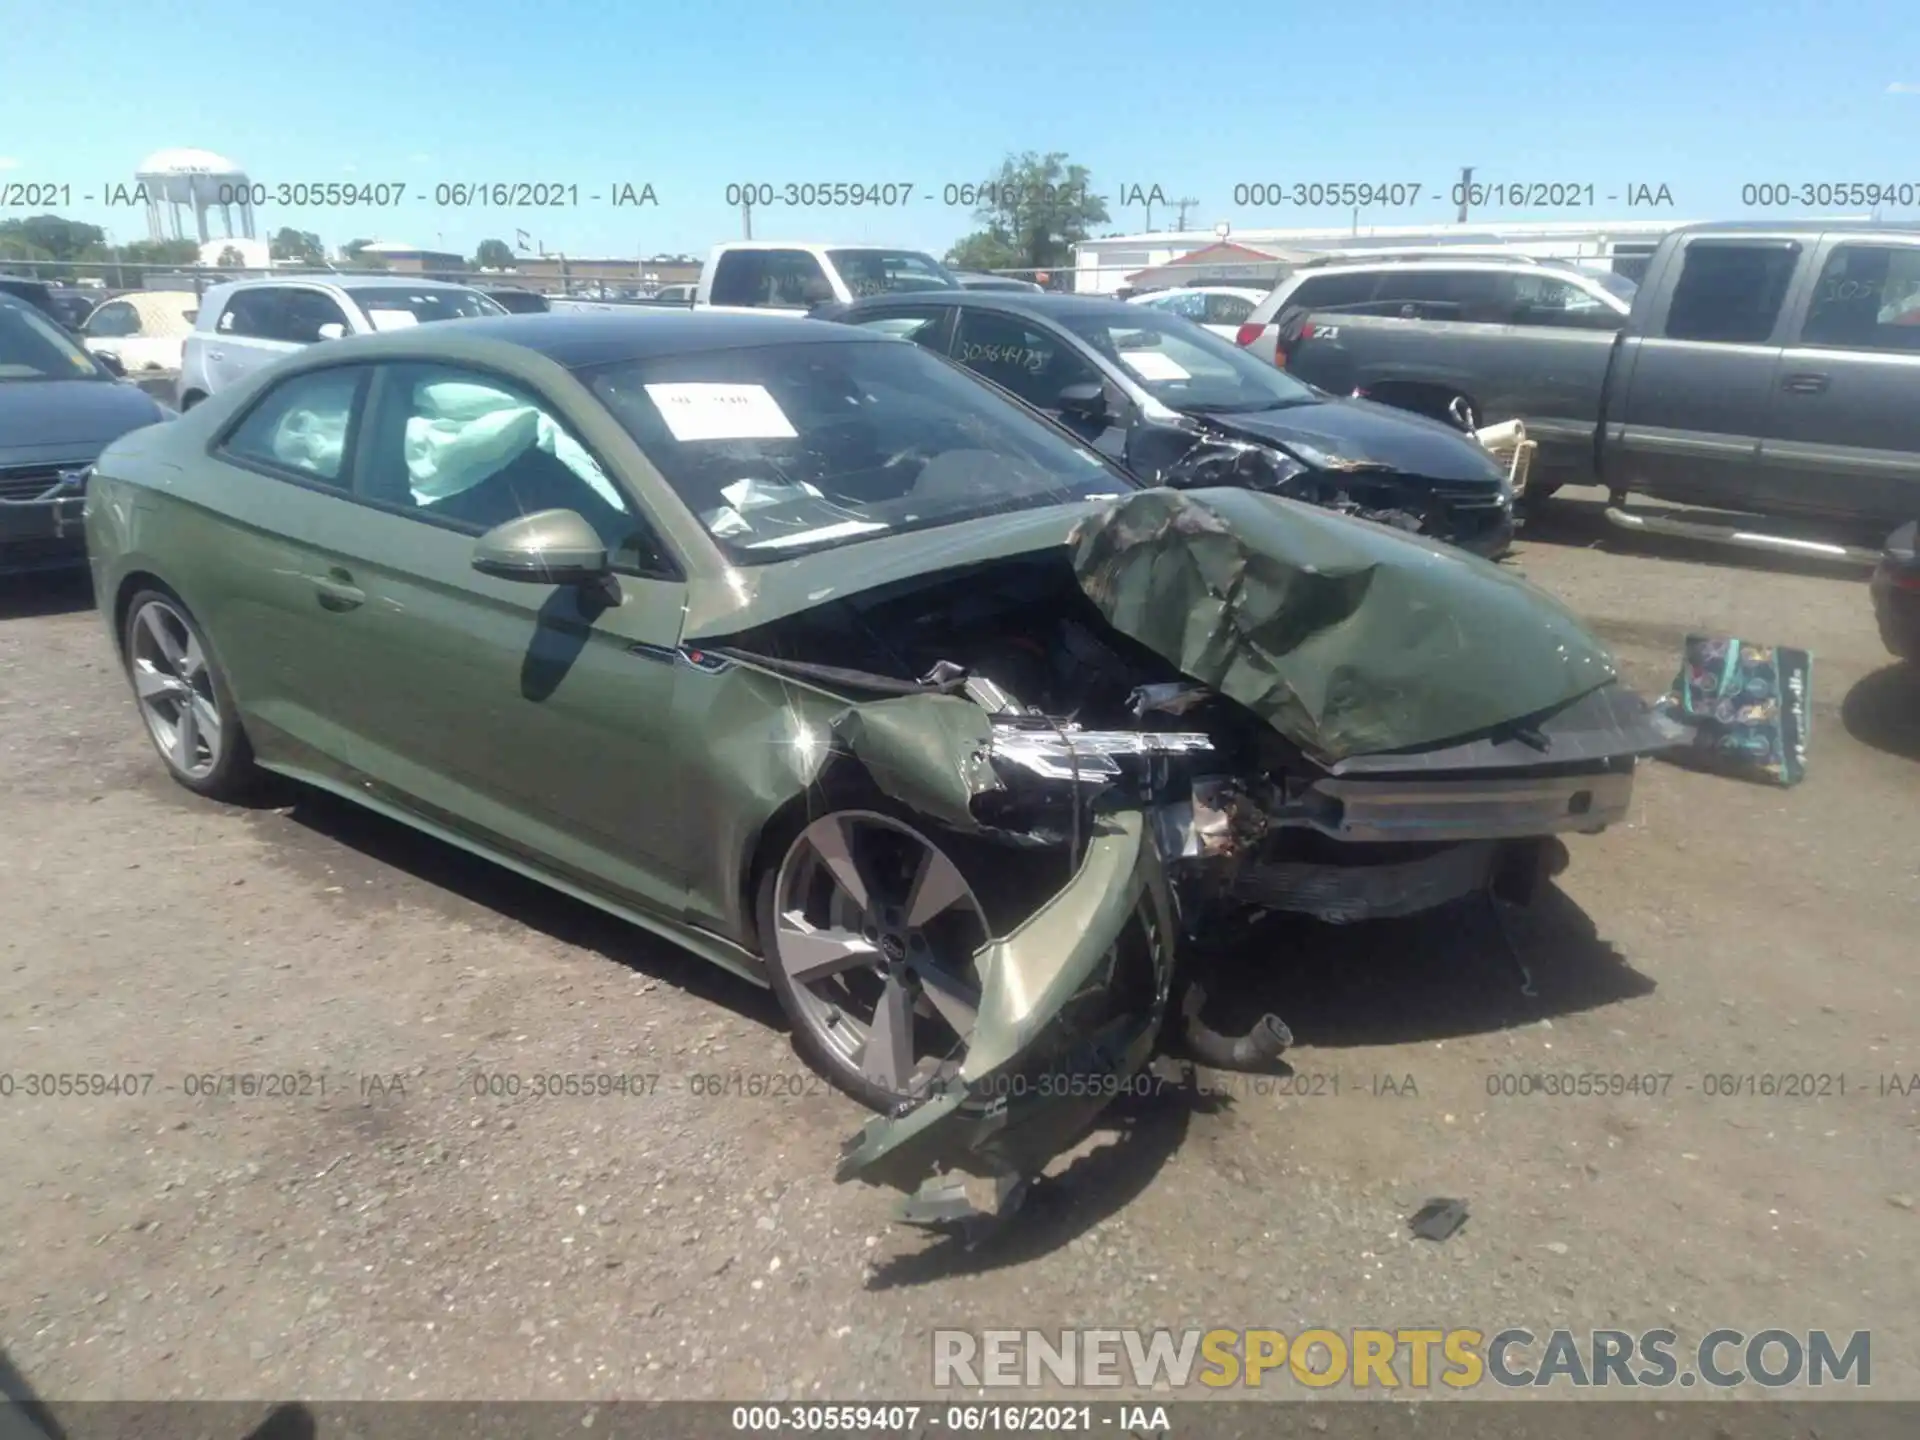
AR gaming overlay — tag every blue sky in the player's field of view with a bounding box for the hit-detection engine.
[3,0,1917,261]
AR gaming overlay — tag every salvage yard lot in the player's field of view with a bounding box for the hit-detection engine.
[1,487,1916,1401]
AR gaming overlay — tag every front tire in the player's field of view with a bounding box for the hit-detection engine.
[123,589,261,800]
[757,802,1012,1113]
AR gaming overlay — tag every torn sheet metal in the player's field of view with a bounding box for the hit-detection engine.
[1068,487,1618,763]
[831,695,1000,832]
[836,811,1174,1193]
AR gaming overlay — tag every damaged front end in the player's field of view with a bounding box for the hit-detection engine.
[707,487,1676,1215]
[1155,421,1515,560]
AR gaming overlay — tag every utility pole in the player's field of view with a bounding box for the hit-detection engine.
[1456,165,1475,224]
[1174,196,1198,231]
[742,197,753,240]
[1144,198,1154,232]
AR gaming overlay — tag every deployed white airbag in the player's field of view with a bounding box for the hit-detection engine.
[270,407,348,475]
[405,380,626,510]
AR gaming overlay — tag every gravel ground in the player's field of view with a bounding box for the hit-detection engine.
[1,487,1915,1404]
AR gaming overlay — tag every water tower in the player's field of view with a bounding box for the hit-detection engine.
[136,149,256,245]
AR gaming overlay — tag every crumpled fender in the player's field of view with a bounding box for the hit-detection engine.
[829,695,1000,832]
[836,810,1174,1193]
[1068,486,1618,763]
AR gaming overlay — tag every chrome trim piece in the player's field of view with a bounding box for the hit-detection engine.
[1303,771,1635,842]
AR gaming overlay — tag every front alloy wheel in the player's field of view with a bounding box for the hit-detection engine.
[764,810,990,1111]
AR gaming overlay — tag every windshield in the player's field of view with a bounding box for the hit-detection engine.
[0,300,107,381]
[1058,306,1320,413]
[827,249,960,298]
[343,287,506,329]
[586,338,1134,562]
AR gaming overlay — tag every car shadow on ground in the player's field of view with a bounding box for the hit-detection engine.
[865,1073,1231,1290]
[254,786,1650,1283]
[0,568,94,619]
[1842,662,1920,762]
[258,787,784,1028]
[1518,487,1883,581]
[1205,883,1653,1049]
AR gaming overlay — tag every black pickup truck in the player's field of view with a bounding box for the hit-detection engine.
[1278,222,1920,558]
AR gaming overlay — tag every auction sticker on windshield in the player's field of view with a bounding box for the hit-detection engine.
[645,383,799,442]
[1120,350,1191,382]
[366,309,420,331]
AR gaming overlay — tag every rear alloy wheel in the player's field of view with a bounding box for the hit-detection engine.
[123,590,259,799]
[761,809,990,1112]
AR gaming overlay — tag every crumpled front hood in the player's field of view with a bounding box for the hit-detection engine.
[1192,398,1507,488]
[1068,487,1617,762]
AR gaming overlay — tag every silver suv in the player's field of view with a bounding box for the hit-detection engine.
[1235,256,1636,367]
[175,276,505,409]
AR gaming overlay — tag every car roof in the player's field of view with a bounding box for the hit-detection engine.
[837,289,1138,321]
[293,310,891,369]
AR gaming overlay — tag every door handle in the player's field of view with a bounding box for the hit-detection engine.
[1782,372,1829,394]
[207,350,225,360]
[314,567,364,612]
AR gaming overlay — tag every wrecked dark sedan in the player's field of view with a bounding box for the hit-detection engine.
[86,311,1673,1211]
[817,289,1517,557]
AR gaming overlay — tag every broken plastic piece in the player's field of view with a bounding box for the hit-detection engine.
[1408,1197,1469,1242]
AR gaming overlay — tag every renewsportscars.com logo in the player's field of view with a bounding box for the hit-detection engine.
[932,1328,1871,1390]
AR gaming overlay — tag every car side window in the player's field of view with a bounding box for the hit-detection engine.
[851,309,947,349]
[951,310,1098,410]
[1204,293,1256,325]
[1664,242,1800,344]
[708,251,765,306]
[1286,272,1380,309]
[219,289,289,340]
[86,301,141,337]
[361,364,672,573]
[1150,292,1207,320]
[1798,244,1920,352]
[1508,274,1621,329]
[218,366,368,488]
[281,290,352,344]
[757,250,832,306]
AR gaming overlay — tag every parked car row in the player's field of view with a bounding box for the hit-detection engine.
[1232,222,1920,551]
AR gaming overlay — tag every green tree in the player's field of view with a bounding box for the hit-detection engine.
[217,244,246,268]
[473,238,515,269]
[270,227,325,264]
[945,152,1109,278]
[0,213,105,261]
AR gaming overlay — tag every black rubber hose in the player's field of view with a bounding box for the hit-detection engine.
[1178,980,1293,1069]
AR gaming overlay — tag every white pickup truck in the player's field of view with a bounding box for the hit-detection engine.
[692,241,961,314]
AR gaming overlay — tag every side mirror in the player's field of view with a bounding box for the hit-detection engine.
[472,509,611,587]
[1057,381,1108,420]
[316,322,348,341]
[95,350,127,377]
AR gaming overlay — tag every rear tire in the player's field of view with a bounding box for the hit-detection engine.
[179,391,206,411]
[122,588,262,801]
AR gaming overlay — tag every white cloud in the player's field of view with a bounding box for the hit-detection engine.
[0,157,20,170]
[410,152,431,163]
[1888,81,1920,93]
